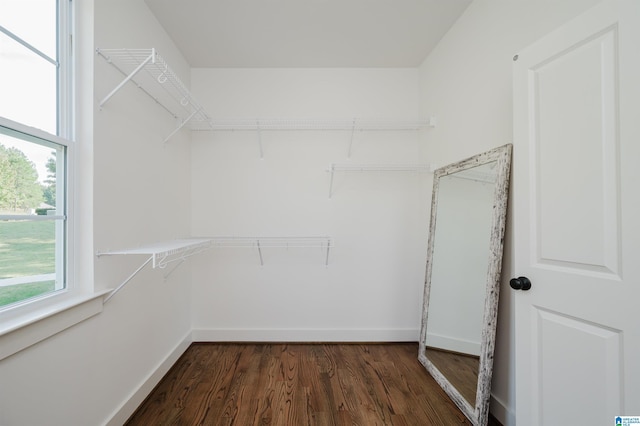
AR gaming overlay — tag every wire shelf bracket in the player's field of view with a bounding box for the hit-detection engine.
[96,48,214,144]
[326,163,433,198]
[97,238,213,303]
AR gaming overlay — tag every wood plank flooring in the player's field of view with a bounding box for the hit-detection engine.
[126,343,488,425]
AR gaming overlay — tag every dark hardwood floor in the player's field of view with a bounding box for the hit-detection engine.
[126,343,499,426]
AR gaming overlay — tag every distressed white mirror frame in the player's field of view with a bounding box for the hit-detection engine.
[418,144,512,426]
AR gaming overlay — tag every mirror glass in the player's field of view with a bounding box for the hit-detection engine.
[419,144,512,426]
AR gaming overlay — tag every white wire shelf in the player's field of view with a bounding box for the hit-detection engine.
[192,117,435,158]
[326,163,433,198]
[97,238,213,268]
[97,238,213,303]
[96,48,213,143]
[96,236,332,302]
[190,118,434,131]
[95,48,435,149]
[205,236,333,267]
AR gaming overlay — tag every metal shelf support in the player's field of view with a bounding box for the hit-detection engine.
[103,256,153,304]
[97,238,213,303]
[96,48,214,143]
[98,48,156,108]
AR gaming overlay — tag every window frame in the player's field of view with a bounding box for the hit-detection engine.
[0,117,69,307]
[0,0,104,358]
[0,0,72,311]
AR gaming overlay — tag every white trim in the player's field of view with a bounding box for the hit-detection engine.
[490,393,515,426]
[104,331,193,426]
[58,0,74,140]
[191,327,420,342]
[0,290,110,361]
[0,215,66,221]
[0,116,71,148]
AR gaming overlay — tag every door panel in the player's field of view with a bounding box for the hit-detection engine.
[533,27,620,276]
[513,1,640,425]
[533,308,623,425]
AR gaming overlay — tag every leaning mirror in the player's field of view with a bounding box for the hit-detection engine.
[418,144,512,426]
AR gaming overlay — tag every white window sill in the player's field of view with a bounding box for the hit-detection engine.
[0,290,111,361]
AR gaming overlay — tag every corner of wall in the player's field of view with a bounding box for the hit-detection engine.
[104,331,193,426]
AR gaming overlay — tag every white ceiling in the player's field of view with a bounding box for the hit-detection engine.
[144,0,472,68]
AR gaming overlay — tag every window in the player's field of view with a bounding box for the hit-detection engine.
[0,123,68,309]
[0,0,73,310]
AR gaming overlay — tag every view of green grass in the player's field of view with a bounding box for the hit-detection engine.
[0,220,58,307]
[0,281,55,307]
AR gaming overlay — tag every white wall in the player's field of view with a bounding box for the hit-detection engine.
[0,1,194,425]
[190,68,431,341]
[418,0,601,424]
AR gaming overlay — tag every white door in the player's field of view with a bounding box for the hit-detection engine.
[512,1,640,425]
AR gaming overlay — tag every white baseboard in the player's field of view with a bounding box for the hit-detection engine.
[104,331,192,426]
[490,393,515,426]
[192,327,420,342]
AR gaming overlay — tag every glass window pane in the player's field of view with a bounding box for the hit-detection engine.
[0,0,57,59]
[0,219,60,307]
[0,0,58,134]
[0,132,59,207]
[0,42,57,134]
[0,128,65,308]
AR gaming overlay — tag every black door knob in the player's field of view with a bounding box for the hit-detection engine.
[510,276,531,291]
